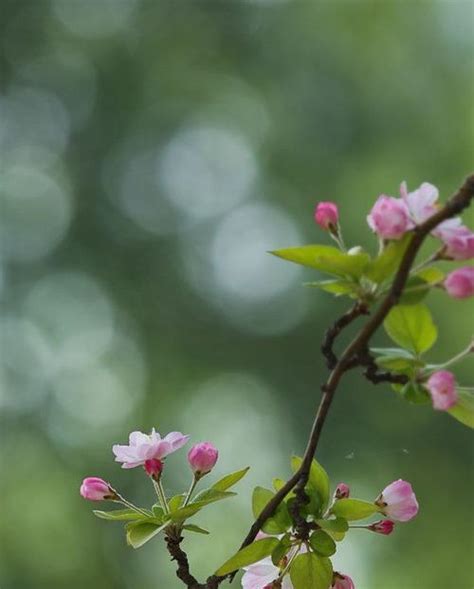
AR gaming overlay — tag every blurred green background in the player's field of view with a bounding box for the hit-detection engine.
[1,1,473,588]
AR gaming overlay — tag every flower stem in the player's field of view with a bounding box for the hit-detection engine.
[153,479,170,514]
[113,493,150,517]
[424,341,474,373]
[183,476,198,507]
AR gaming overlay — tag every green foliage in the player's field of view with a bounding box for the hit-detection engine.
[401,382,431,405]
[211,467,250,491]
[93,509,150,522]
[304,279,360,297]
[289,552,333,589]
[383,303,438,355]
[271,533,292,566]
[331,498,380,521]
[214,538,280,576]
[252,487,292,534]
[365,234,412,283]
[448,389,474,428]
[309,530,337,556]
[291,456,330,511]
[182,524,210,535]
[126,521,168,549]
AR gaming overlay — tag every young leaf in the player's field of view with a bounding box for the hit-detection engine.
[191,489,236,506]
[252,487,292,534]
[214,538,280,576]
[168,494,185,512]
[291,456,330,511]
[168,504,202,522]
[304,279,359,297]
[415,267,445,284]
[364,234,411,283]
[401,382,431,405]
[93,509,150,522]
[399,276,431,305]
[375,355,419,373]
[289,552,333,589]
[183,524,210,535]
[271,245,369,279]
[448,389,474,428]
[126,521,168,549]
[331,499,380,521]
[271,533,292,566]
[211,467,250,492]
[315,517,349,533]
[309,530,337,556]
[383,303,438,355]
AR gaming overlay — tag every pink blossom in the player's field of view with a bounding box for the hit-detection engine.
[367,196,412,240]
[188,442,219,477]
[332,573,355,589]
[334,482,350,499]
[113,429,190,469]
[80,477,116,501]
[435,219,474,260]
[400,181,439,224]
[444,267,474,299]
[144,458,164,480]
[241,556,294,589]
[315,202,339,230]
[426,371,458,411]
[368,519,395,535]
[375,479,419,522]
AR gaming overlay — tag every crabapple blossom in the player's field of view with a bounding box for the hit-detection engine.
[144,458,164,480]
[113,429,190,469]
[426,371,458,411]
[315,201,339,230]
[241,556,293,589]
[332,573,355,589]
[80,477,116,501]
[188,442,219,477]
[444,267,474,299]
[400,181,439,225]
[368,519,395,535]
[334,483,350,499]
[375,479,419,522]
[441,226,474,261]
[367,195,412,240]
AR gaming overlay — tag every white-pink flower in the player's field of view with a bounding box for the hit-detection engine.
[436,221,474,261]
[426,370,458,411]
[367,195,412,240]
[113,429,190,469]
[332,573,355,589]
[241,556,293,589]
[444,267,474,299]
[375,479,419,522]
[400,181,439,225]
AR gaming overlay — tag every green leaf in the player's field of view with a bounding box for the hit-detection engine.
[183,524,210,535]
[271,245,370,279]
[93,509,150,522]
[383,303,438,355]
[401,382,431,405]
[291,456,330,511]
[415,267,445,284]
[309,530,337,557]
[371,347,415,358]
[214,538,280,576]
[304,279,359,297]
[290,552,333,589]
[126,521,168,549]
[191,488,236,506]
[399,276,432,305]
[375,355,419,373]
[168,494,185,512]
[365,234,411,283]
[168,504,202,522]
[448,389,474,428]
[152,504,165,520]
[271,533,292,566]
[331,499,379,521]
[252,487,292,534]
[211,467,250,491]
[315,517,349,533]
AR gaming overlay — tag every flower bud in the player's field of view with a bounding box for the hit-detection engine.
[368,519,395,535]
[332,572,355,589]
[188,442,218,478]
[80,477,116,501]
[426,370,458,411]
[375,479,419,522]
[314,202,339,231]
[144,458,164,480]
[334,482,350,499]
[444,267,474,299]
[367,195,412,240]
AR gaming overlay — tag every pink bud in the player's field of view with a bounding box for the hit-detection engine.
[80,477,116,501]
[332,572,355,589]
[334,483,350,499]
[144,458,164,480]
[426,370,458,411]
[188,442,218,477]
[375,479,419,522]
[314,202,339,230]
[444,267,474,299]
[368,519,395,535]
[367,195,412,240]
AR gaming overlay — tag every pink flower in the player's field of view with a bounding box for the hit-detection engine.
[368,519,395,535]
[375,479,419,522]
[426,371,458,411]
[434,219,474,260]
[241,557,293,589]
[400,181,439,224]
[80,477,116,501]
[113,429,190,469]
[367,196,412,240]
[144,458,164,480]
[315,202,339,230]
[444,267,474,299]
[332,573,355,589]
[334,483,350,499]
[188,442,219,477]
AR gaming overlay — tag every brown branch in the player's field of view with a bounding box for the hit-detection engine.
[357,348,409,385]
[165,527,204,589]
